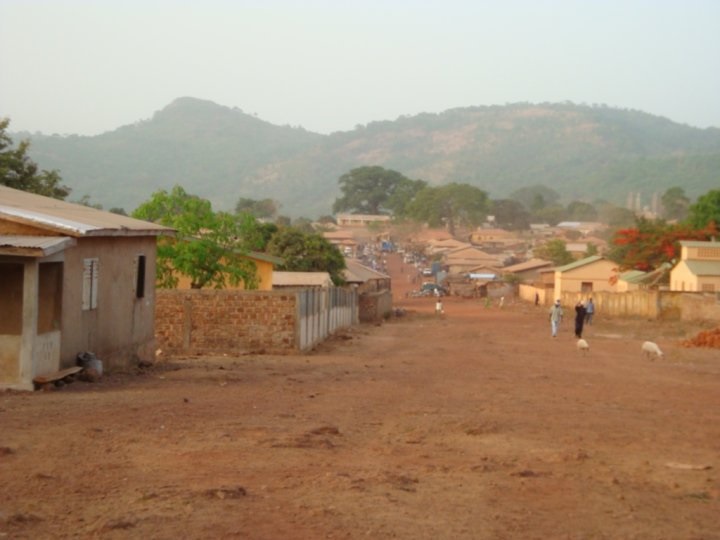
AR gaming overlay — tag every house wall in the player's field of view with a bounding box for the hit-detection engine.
[554,260,618,296]
[672,261,694,291]
[60,236,158,371]
[671,262,720,292]
[255,259,274,290]
[684,244,720,260]
[519,284,549,306]
[174,257,274,291]
[511,268,548,284]
[0,335,21,382]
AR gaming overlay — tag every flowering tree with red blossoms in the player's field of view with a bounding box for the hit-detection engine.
[608,217,719,272]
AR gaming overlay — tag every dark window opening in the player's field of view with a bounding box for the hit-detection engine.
[136,255,146,298]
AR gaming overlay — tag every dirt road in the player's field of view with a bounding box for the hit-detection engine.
[1,254,719,539]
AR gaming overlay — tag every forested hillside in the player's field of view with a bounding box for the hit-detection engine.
[17,97,720,217]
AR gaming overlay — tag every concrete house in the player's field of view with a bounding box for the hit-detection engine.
[0,186,173,390]
[502,258,553,284]
[670,240,720,292]
[444,246,501,275]
[553,255,619,297]
[343,259,391,322]
[272,271,333,289]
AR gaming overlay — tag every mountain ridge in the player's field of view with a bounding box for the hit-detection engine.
[15,97,720,218]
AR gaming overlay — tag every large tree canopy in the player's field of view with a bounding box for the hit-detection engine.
[0,118,70,199]
[133,185,259,289]
[332,166,426,215]
[686,189,720,230]
[405,182,489,235]
[509,184,561,212]
[661,186,690,221]
[266,227,346,285]
[533,238,574,266]
[235,197,278,220]
[490,199,530,230]
[565,200,598,222]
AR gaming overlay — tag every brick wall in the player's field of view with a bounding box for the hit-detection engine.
[359,290,393,322]
[155,289,298,355]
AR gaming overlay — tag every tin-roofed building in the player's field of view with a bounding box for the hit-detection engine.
[670,240,720,292]
[0,186,174,390]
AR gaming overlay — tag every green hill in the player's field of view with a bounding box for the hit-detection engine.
[17,98,720,217]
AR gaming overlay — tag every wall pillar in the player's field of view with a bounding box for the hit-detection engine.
[19,261,39,389]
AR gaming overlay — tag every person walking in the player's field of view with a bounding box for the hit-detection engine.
[549,300,563,337]
[574,301,587,338]
[585,298,595,325]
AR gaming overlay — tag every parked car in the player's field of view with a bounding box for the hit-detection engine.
[420,282,448,296]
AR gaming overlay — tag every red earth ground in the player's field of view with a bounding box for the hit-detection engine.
[1,253,719,539]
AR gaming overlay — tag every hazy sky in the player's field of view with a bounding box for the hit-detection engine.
[2,0,719,136]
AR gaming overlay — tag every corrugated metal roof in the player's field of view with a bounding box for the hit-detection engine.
[247,251,284,265]
[272,271,332,287]
[619,270,648,284]
[503,258,552,273]
[0,235,76,257]
[343,259,389,283]
[0,186,174,237]
[555,255,604,273]
[685,260,720,276]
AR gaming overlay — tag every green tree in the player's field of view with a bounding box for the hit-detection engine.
[490,199,530,230]
[406,182,489,235]
[132,185,259,289]
[510,185,560,211]
[0,118,70,199]
[533,238,574,266]
[244,221,278,251]
[565,201,598,221]
[533,204,566,226]
[235,197,278,219]
[596,203,636,228]
[74,194,103,209]
[386,177,427,216]
[585,243,599,257]
[332,166,425,215]
[292,217,315,234]
[266,227,346,285]
[660,186,690,221]
[686,189,720,229]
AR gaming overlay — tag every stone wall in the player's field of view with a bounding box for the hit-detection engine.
[156,289,298,356]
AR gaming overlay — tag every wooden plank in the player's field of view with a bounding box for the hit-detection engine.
[33,366,83,385]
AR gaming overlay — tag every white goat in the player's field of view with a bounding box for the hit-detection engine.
[641,341,663,360]
[576,338,590,354]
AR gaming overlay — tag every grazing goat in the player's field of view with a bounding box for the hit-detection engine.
[576,338,590,354]
[641,341,663,360]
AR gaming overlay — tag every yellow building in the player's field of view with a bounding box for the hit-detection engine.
[670,240,720,292]
[175,251,283,291]
[553,255,619,297]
